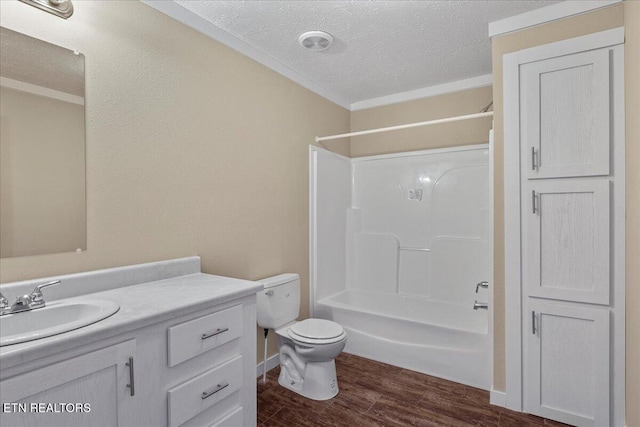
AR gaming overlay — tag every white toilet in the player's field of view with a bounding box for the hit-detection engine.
[257,273,347,400]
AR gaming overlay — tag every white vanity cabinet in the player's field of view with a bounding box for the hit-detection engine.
[1,339,137,427]
[0,262,260,427]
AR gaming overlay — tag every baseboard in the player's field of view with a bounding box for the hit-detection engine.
[256,354,280,378]
[490,389,507,408]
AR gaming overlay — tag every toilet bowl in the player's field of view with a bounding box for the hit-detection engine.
[275,319,347,400]
[256,274,348,401]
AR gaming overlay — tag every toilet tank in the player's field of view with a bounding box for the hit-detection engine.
[256,273,300,329]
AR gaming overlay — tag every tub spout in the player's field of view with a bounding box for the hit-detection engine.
[279,343,306,381]
[473,301,488,310]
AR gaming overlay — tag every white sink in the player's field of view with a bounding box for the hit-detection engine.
[0,299,120,346]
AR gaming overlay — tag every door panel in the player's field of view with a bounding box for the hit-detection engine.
[521,49,610,179]
[525,179,610,304]
[0,340,137,427]
[527,301,609,426]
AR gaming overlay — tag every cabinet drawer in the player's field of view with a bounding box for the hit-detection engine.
[168,305,243,367]
[168,356,243,427]
[210,407,243,427]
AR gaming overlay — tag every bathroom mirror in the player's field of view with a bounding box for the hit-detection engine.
[0,27,86,258]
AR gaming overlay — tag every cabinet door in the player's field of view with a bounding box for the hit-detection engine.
[0,340,137,427]
[526,301,609,426]
[524,179,610,304]
[521,49,610,179]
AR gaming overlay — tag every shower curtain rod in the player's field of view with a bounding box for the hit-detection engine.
[315,111,494,143]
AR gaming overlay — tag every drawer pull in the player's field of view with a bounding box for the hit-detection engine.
[202,382,229,400]
[126,356,135,397]
[201,327,229,340]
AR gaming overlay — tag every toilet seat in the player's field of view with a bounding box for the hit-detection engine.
[288,319,346,345]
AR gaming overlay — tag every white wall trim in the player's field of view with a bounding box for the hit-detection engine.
[255,353,280,379]
[505,27,624,67]
[503,48,523,412]
[0,76,84,105]
[489,1,622,38]
[140,0,351,110]
[488,127,495,407]
[490,389,507,408]
[611,43,626,427]
[350,74,493,111]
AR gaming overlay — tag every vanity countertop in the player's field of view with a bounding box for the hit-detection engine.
[0,272,263,370]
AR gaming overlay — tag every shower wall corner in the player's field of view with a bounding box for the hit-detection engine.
[309,145,351,317]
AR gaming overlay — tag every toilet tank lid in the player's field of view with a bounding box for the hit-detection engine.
[259,273,299,289]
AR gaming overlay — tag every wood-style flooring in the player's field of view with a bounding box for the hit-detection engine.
[257,353,570,427]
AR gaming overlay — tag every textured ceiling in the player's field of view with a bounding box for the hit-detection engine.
[0,26,84,97]
[172,0,559,105]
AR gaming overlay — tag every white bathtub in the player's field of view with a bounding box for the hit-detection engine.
[316,290,490,389]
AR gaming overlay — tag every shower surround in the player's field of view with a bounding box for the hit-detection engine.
[310,144,491,389]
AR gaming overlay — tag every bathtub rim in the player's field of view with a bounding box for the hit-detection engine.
[317,289,489,335]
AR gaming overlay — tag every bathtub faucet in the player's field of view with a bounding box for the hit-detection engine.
[473,301,488,310]
[475,281,489,293]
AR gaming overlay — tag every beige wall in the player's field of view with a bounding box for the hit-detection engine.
[0,0,349,362]
[624,2,640,425]
[350,86,493,157]
[0,86,86,258]
[492,3,640,425]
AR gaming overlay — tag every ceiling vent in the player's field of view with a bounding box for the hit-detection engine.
[298,31,334,52]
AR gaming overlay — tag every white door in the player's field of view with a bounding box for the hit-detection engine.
[524,179,610,304]
[520,48,611,179]
[526,300,610,426]
[0,340,137,427]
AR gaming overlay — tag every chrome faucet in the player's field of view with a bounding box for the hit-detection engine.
[1,280,60,316]
[475,281,489,293]
[473,301,488,310]
[11,294,33,313]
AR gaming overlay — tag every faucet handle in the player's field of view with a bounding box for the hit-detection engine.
[0,292,9,310]
[475,281,489,293]
[29,280,60,305]
[1,292,14,316]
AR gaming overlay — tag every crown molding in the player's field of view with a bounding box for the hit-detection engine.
[489,0,623,38]
[350,74,493,111]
